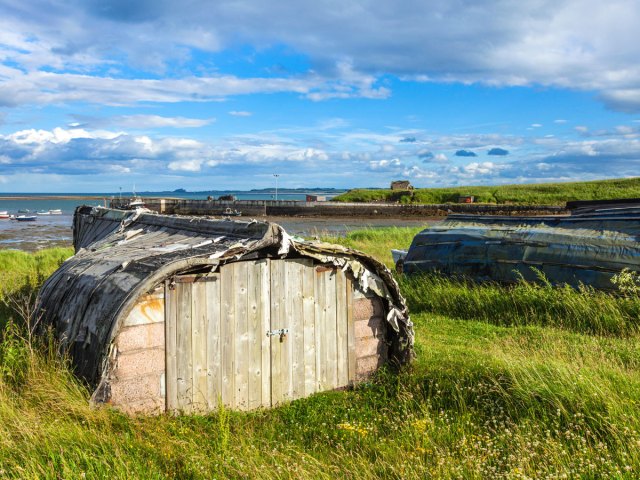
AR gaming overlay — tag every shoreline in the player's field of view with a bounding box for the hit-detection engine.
[0,213,437,253]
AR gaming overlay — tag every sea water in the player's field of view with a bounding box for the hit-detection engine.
[0,192,432,251]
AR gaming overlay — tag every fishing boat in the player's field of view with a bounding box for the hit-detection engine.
[0,211,9,219]
[37,210,50,215]
[128,198,145,209]
[15,215,37,222]
[223,207,242,217]
[49,209,63,215]
[17,209,30,214]
[399,198,640,291]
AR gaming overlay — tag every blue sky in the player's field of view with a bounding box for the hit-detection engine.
[0,0,639,192]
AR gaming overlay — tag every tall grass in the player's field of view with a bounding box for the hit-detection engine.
[333,176,640,205]
[400,273,640,336]
[318,226,424,269]
[0,247,73,295]
[0,248,73,329]
[1,314,639,478]
[1,238,640,477]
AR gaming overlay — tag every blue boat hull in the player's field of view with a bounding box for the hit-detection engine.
[403,212,640,290]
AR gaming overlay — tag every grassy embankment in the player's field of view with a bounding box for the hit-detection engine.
[2,231,640,478]
[333,177,640,205]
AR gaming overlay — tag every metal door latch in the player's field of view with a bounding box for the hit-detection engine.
[267,328,289,342]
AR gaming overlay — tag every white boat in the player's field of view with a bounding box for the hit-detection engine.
[37,210,51,215]
[128,197,145,209]
[0,211,9,219]
[15,215,37,222]
[49,209,62,215]
[223,207,242,217]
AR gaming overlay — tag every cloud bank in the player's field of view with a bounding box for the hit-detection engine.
[0,0,639,110]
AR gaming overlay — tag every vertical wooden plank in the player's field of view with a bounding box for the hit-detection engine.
[191,279,208,411]
[288,260,305,400]
[206,273,221,410]
[346,276,356,384]
[315,268,327,390]
[303,261,317,396]
[234,262,249,410]
[324,269,338,389]
[220,264,235,406]
[248,260,266,409]
[335,269,349,388]
[270,259,284,405]
[165,280,178,412]
[260,259,271,408]
[175,282,193,412]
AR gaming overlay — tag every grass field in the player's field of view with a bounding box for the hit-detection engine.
[332,177,640,205]
[1,230,640,478]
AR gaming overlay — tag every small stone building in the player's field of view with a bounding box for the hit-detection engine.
[37,207,413,414]
[390,180,414,191]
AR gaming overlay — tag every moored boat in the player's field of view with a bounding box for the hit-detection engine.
[400,199,640,291]
[223,207,242,216]
[15,215,37,222]
[0,210,9,219]
[49,209,63,215]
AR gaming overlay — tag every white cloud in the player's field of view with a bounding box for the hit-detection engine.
[402,165,437,179]
[2,0,639,111]
[369,158,401,170]
[2,124,640,190]
[114,115,214,128]
[168,159,202,172]
[615,125,635,135]
[228,111,252,117]
[8,127,119,144]
[554,119,568,124]
[462,161,501,175]
[0,69,388,107]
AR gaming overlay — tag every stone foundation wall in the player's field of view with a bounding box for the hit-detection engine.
[113,197,566,218]
[352,292,388,380]
[107,288,166,414]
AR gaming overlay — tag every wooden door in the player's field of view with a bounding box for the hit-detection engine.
[165,258,355,413]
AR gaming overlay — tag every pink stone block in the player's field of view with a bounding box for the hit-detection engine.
[117,323,165,352]
[356,355,385,378]
[109,373,163,404]
[354,316,386,339]
[114,348,165,379]
[355,335,387,358]
[353,298,374,321]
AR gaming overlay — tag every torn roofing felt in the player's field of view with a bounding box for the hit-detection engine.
[37,206,413,385]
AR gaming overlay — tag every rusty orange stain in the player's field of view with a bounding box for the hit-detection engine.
[138,295,164,323]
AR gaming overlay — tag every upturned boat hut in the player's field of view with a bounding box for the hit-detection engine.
[37,207,413,414]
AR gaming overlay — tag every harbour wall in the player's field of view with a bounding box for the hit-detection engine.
[110,198,567,217]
